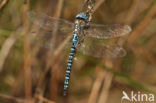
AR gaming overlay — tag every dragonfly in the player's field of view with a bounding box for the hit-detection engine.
[27,11,132,96]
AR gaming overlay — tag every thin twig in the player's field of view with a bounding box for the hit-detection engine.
[97,59,114,103]
[22,0,32,103]
[0,0,8,10]
[0,93,25,103]
[0,28,23,72]
[35,94,55,103]
[94,0,106,12]
[0,35,16,72]
[98,71,113,103]
[88,68,106,103]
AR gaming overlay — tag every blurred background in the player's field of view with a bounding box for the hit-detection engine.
[0,0,156,103]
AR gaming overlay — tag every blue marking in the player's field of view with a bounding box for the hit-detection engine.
[68,63,72,66]
[73,33,77,35]
[72,40,78,46]
[63,22,80,96]
[68,62,72,64]
[71,47,75,51]
[72,43,76,47]
[68,62,72,65]
[64,85,68,88]
[70,52,74,56]
[65,79,68,82]
[68,60,72,63]
[76,13,87,20]
[65,82,68,84]
[65,75,70,77]
[65,76,69,80]
[69,56,73,59]
[66,70,70,73]
[65,81,69,84]
[73,39,77,42]
[73,37,78,42]
[70,49,75,53]
[75,29,78,32]
[73,34,77,39]
[67,67,71,69]
[66,69,71,73]
[65,79,69,83]
[66,73,70,76]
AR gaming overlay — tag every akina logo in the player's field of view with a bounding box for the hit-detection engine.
[121,91,155,102]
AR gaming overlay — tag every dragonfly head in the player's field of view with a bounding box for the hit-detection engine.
[76,13,87,21]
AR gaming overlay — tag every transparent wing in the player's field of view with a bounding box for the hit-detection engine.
[86,24,132,39]
[27,11,74,49]
[77,39,126,58]
[29,29,73,49]
[28,11,74,32]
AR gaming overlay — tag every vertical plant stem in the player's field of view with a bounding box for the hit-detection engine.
[0,35,16,72]
[88,68,106,103]
[98,71,113,103]
[87,0,109,103]
[22,0,32,103]
[49,0,64,100]
[97,59,114,103]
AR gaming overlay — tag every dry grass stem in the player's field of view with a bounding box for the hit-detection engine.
[94,0,106,12]
[128,4,156,43]
[35,94,55,103]
[0,35,16,72]
[97,59,113,103]
[88,68,106,103]
[98,72,113,103]
[124,0,141,25]
[0,0,8,9]
[0,93,25,103]
[22,0,32,103]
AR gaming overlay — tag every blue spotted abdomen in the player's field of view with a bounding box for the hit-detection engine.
[63,32,78,96]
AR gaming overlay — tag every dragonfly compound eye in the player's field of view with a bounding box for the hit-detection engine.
[75,13,87,21]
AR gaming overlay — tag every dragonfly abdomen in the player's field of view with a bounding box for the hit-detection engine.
[64,46,76,95]
[64,23,79,96]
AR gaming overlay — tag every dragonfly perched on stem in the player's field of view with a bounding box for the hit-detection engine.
[27,10,131,96]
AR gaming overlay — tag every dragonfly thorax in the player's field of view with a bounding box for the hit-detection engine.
[75,13,87,21]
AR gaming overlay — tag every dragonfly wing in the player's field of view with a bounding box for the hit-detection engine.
[29,29,72,49]
[85,24,132,39]
[77,39,126,58]
[27,11,74,33]
[27,11,74,49]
